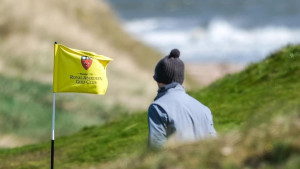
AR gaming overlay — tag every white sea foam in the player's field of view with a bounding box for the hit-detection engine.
[124,18,300,63]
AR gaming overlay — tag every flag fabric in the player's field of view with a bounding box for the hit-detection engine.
[53,44,112,95]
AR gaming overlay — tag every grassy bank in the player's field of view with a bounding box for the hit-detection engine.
[108,113,300,169]
[190,45,300,131]
[0,44,299,168]
[0,112,148,169]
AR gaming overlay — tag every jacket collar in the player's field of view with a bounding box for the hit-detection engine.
[154,82,184,100]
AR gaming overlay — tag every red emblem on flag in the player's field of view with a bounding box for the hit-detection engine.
[81,56,93,70]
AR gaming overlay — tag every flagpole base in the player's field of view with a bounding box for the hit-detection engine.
[51,140,54,169]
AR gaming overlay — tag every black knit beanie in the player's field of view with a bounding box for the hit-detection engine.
[153,49,184,84]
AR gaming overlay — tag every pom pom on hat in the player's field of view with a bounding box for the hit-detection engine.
[168,49,180,58]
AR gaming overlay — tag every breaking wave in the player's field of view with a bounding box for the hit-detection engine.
[124,18,300,63]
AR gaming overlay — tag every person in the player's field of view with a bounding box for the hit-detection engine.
[148,49,217,148]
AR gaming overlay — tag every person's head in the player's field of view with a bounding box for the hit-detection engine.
[153,49,185,87]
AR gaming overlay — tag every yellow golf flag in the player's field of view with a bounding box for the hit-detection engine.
[53,44,112,95]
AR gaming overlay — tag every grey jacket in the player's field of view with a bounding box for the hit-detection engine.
[148,82,216,148]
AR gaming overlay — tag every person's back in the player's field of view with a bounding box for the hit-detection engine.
[148,49,216,148]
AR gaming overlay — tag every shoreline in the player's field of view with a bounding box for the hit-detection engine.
[186,62,246,87]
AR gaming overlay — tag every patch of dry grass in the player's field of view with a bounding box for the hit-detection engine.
[98,113,300,169]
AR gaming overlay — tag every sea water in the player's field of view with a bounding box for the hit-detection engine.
[106,0,300,63]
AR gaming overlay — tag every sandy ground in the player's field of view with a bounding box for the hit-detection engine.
[0,134,33,148]
[186,62,246,87]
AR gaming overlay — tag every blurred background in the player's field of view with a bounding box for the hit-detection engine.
[0,0,299,148]
[106,0,300,63]
[0,0,163,147]
[1,0,300,168]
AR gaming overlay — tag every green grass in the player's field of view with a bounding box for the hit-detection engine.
[0,45,300,168]
[190,44,300,131]
[0,112,148,169]
[0,75,126,142]
[117,113,300,169]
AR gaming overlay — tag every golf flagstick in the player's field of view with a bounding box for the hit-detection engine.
[51,93,55,169]
[51,42,57,169]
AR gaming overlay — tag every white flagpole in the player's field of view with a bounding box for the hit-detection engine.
[52,93,56,140]
[51,41,57,169]
[51,93,55,169]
